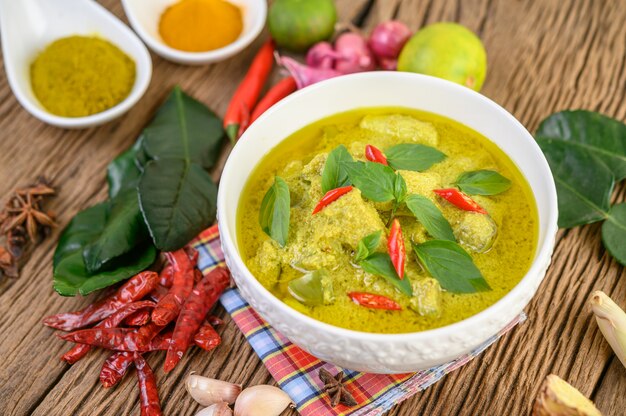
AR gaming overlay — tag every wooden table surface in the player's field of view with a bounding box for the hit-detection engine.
[1,0,625,415]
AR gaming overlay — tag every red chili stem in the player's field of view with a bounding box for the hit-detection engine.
[312,186,354,215]
[44,271,158,331]
[193,322,222,351]
[365,144,388,165]
[223,39,275,142]
[151,249,195,326]
[249,76,297,124]
[388,219,406,279]
[434,188,487,214]
[134,354,162,416]
[348,292,402,310]
[163,267,230,372]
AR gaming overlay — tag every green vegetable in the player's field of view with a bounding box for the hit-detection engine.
[354,231,382,263]
[259,176,291,247]
[268,0,337,52]
[602,204,626,265]
[360,252,413,296]
[385,143,446,172]
[321,145,353,193]
[343,161,397,202]
[455,170,512,195]
[53,204,157,296]
[405,194,455,241]
[287,269,334,306]
[139,158,218,251]
[413,240,490,293]
[107,140,143,199]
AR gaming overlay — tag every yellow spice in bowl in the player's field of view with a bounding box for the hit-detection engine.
[159,0,243,52]
[30,36,136,118]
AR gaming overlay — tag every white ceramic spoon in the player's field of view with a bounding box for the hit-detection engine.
[0,0,152,129]
[121,0,266,65]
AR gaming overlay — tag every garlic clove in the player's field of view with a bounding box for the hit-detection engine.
[195,402,233,416]
[234,385,293,416]
[186,374,242,406]
[589,291,626,369]
[532,374,601,416]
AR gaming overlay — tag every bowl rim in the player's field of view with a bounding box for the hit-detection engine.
[121,0,267,64]
[218,71,558,341]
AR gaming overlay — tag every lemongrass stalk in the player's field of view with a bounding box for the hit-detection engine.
[589,291,626,369]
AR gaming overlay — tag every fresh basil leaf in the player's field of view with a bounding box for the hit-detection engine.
[385,143,446,172]
[141,86,225,170]
[139,158,218,251]
[537,138,614,228]
[343,161,396,202]
[321,145,353,193]
[83,189,149,274]
[405,194,456,241]
[413,240,490,293]
[602,203,626,266]
[360,252,413,296]
[259,176,291,247]
[354,231,382,263]
[107,140,142,199]
[455,170,512,196]
[53,203,156,296]
[536,110,626,180]
[393,173,408,203]
[54,244,156,296]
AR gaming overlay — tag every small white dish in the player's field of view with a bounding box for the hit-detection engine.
[0,0,152,129]
[218,72,559,373]
[121,0,267,65]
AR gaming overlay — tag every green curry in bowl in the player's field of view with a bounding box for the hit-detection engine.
[238,108,537,334]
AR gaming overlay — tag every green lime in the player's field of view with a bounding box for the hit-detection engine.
[268,0,337,52]
[397,22,487,91]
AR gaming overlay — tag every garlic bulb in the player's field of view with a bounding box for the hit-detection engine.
[233,385,293,416]
[195,403,233,416]
[589,291,626,369]
[186,374,242,406]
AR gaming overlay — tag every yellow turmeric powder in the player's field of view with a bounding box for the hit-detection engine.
[159,0,243,52]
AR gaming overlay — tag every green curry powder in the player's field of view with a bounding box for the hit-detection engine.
[30,36,136,117]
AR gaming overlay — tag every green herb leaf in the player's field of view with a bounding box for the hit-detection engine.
[139,158,218,251]
[259,176,291,247]
[107,140,143,199]
[385,143,446,172]
[405,195,456,241]
[393,173,408,203]
[141,86,225,170]
[354,231,382,263]
[537,138,614,228]
[82,189,149,274]
[536,110,626,180]
[343,161,397,202]
[360,252,413,296]
[412,240,490,293]
[321,145,353,193]
[53,203,157,296]
[602,203,626,266]
[455,170,512,195]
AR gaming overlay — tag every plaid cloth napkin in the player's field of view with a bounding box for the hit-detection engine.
[192,226,526,416]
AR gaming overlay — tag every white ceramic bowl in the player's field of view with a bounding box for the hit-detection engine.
[121,0,266,65]
[218,72,558,373]
[0,0,152,129]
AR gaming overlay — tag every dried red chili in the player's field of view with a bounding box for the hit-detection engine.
[163,267,230,372]
[44,271,158,331]
[148,285,169,303]
[348,292,402,310]
[312,186,354,215]
[193,322,221,351]
[388,219,406,279]
[365,144,388,165]
[248,76,297,125]
[124,309,151,326]
[61,300,156,364]
[434,188,487,214]
[60,327,142,351]
[136,322,164,350]
[151,249,195,326]
[158,264,173,288]
[134,353,162,416]
[223,39,275,142]
[100,351,134,388]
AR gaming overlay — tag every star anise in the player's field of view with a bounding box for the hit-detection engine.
[319,368,357,407]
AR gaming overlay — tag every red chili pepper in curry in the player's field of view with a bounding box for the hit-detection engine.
[348,292,402,311]
[388,219,406,279]
[434,188,487,214]
[312,186,354,215]
[365,144,388,165]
